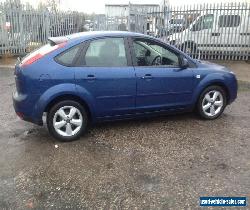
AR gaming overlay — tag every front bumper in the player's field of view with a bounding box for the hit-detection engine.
[227,74,238,105]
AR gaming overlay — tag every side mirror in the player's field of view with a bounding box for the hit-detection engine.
[145,49,151,56]
[191,23,200,32]
[180,58,189,69]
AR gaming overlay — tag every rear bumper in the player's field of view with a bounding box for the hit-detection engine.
[12,91,43,125]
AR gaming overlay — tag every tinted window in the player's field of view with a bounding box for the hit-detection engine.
[218,15,240,27]
[133,39,179,67]
[192,14,214,31]
[55,44,81,66]
[85,38,127,67]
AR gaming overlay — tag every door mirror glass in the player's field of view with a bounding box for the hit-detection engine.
[192,23,201,31]
[145,49,151,56]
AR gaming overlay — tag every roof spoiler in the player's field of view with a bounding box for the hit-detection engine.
[48,36,69,46]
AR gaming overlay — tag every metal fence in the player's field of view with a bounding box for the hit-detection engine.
[101,2,250,60]
[0,1,85,55]
[0,1,249,61]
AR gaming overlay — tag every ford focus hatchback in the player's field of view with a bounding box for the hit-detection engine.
[13,31,237,141]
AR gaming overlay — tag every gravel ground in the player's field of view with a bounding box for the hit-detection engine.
[0,68,249,209]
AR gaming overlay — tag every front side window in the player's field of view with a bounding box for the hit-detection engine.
[133,39,179,67]
[85,37,127,67]
[192,14,214,31]
[218,15,241,27]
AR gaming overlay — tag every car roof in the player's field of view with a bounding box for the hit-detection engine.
[66,31,149,41]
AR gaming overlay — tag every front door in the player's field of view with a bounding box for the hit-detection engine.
[130,38,195,112]
[74,37,136,118]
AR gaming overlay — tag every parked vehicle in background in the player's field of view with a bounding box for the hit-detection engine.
[13,31,237,141]
[157,19,186,40]
[168,6,250,57]
[166,18,186,35]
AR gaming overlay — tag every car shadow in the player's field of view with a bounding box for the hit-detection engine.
[91,112,197,130]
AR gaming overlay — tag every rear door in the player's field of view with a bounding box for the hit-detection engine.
[74,37,136,118]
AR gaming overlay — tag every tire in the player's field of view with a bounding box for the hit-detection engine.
[47,100,88,142]
[197,86,227,120]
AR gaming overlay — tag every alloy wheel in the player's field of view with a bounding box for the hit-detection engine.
[202,90,224,117]
[53,106,83,137]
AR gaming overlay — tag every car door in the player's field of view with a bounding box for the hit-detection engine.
[130,37,195,112]
[74,37,136,118]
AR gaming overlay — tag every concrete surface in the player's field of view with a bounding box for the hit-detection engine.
[0,67,250,209]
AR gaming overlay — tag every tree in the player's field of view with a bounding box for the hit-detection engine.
[46,0,60,13]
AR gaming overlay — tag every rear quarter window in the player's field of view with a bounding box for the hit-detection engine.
[218,15,241,27]
[55,44,82,66]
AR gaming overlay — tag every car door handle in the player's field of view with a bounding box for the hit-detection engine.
[86,75,96,80]
[211,33,220,36]
[142,74,153,79]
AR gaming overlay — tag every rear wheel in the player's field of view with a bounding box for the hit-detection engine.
[47,100,88,141]
[197,86,227,120]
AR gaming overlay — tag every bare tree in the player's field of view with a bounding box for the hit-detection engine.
[44,0,60,13]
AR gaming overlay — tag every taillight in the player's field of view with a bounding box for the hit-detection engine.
[20,42,67,67]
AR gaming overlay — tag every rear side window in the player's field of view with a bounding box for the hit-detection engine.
[55,44,81,66]
[84,38,127,67]
[218,15,241,27]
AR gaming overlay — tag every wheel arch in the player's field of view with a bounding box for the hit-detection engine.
[196,82,230,105]
[44,94,92,121]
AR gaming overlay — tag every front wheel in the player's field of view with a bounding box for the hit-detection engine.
[197,86,227,120]
[47,100,88,142]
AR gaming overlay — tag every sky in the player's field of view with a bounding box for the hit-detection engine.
[0,0,248,14]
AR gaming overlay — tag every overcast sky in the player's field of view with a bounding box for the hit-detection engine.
[0,0,247,13]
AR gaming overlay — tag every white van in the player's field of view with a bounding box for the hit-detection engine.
[167,5,250,56]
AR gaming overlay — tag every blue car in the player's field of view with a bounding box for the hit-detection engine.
[13,31,237,141]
